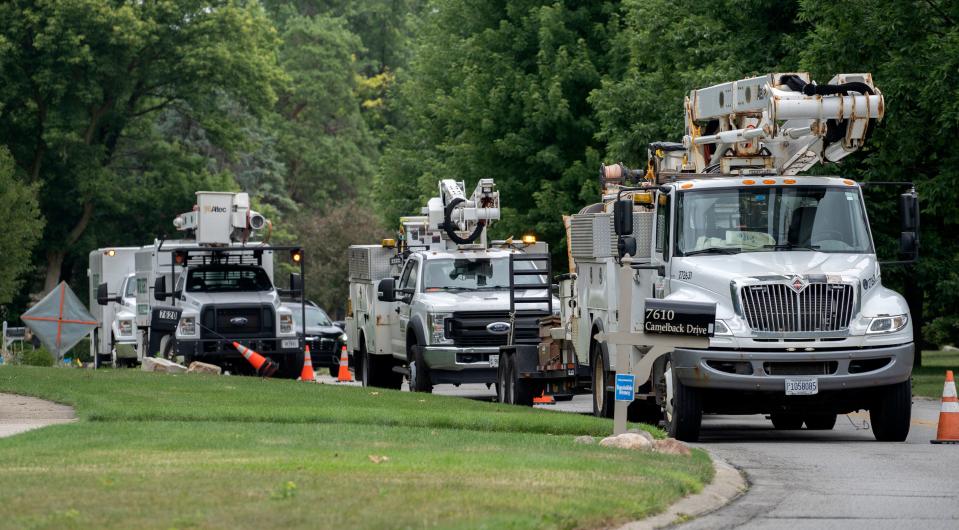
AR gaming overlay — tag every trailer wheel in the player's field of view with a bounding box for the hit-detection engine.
[803,413,837,430]
[870,379,912,442]
[506,355,535,406]
[663,358,702,442]
[591,342,613,418]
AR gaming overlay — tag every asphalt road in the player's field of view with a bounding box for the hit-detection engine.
[423,383,959,529]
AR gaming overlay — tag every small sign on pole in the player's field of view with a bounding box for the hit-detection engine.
[615,373,635,402]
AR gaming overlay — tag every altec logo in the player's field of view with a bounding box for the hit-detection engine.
[203,205,228,213]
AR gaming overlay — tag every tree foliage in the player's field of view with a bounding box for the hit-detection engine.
[0,146,44,305]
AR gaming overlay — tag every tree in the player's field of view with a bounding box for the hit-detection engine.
[0,146,44,305]
[295,199,387,316]
[0,0,284,293]
[379,0,619,268]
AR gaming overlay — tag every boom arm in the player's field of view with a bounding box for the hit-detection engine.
[633,73,884,181]
[426,178,500,246]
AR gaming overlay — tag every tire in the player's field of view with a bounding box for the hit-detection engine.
[506,354,535,406]
[591,342,613,418]
[663,358,703,442]
[409,343,432,393]
[804,413,837,430]
[360,340,402,389]
[770,413,804,430]
[871,379,912,442]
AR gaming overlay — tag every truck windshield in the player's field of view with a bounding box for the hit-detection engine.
[423,257,542,291]
[185,267,273,293]
[675,186,873,256]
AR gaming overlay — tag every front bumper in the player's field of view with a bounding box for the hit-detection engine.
[176,337,301,358]
[421,345,499,371]
[672,342,914,392]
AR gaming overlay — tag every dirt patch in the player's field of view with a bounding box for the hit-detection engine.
[0,392,77,438]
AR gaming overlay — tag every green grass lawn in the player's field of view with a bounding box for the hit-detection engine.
[914,350,959,399]
[0,367,713,530]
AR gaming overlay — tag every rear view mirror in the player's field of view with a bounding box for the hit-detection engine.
[153,277,167,302]
[289,273,303,294]
[96,283,111,306]
[614,199,633,236]
[377,278,396,303]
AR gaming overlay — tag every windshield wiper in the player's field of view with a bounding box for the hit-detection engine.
[763,243,820,251]
[427,286,476,291]
[683,247,742,256]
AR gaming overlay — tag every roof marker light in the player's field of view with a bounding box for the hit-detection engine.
[742,179,756,185]
[681,183,694,189]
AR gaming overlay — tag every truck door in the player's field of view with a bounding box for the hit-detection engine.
[391,258,419,358]
[653,190,672,298]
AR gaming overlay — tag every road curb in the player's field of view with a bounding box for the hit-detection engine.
[618,450,747,530]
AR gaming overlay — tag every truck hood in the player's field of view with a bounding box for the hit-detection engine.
[180,290,282,312]
[673,252,875,294]
[419,290,553,313]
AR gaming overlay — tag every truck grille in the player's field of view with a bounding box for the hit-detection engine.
[448,311,539,347]
[201,305,275,337]
[740,283,854,333]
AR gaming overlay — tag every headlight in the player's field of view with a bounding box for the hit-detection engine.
[177,316,195,336]
[118,319,134,337]
[868,315,908,334]
[280,313,293,334]
[714,320,731,336]
[429,312,453,345]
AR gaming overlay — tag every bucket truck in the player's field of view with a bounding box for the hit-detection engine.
[503,73,918,442]
[346,179,555,392]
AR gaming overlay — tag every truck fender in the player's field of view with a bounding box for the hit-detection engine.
[590,318,610,372]
[406,314,428,358]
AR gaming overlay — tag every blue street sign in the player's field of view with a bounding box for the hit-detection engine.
[615,373,635,402]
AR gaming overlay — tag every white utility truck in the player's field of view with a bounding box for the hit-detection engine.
[88,247,139,367]
[503,73,918,443]
[346,179,553,391]
[96,192,308,376]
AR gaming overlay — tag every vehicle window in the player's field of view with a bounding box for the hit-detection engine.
[656,193,670,258]
[675,186,872,255]
[124,277,136,298]
[185,267,273,292]
[398,259,420,294]
[290,306,333,328]
[423,257,542,291]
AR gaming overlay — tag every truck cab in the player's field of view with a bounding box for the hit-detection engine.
[649,176,915,436]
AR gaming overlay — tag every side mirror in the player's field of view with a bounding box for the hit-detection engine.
[899,189,919,261]
[333,320,346,330]
[96,282,111,306]
[614,199,633,236]
[377,278,396,303]
[617,236,637,258]
[289,272,303,294]
[153,276,167,302]
[899,231,918,260]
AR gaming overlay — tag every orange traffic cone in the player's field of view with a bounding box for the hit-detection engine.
[233,341,278,378]
[336,345,353,382]
[932,370,959,444]
[298,345,316,382]
[533,389,555,405]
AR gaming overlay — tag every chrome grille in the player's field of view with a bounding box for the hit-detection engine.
[740,283,854,332]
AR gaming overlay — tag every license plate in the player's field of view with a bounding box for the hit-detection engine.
[489,354,499,368]
[281,339,299,349]
[785,378,819,395]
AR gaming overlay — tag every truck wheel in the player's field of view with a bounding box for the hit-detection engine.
[870,379,912,442]
[591,343,613,418]
[507,355,535,406]
[409,343,432,393]
[804,413,837,430]
[770,413,804,430]
[663,359,702,442]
